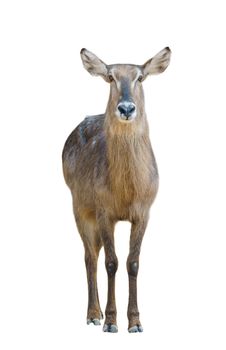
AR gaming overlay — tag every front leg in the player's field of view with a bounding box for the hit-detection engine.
[127,216,148,333]
[97,214,118,333]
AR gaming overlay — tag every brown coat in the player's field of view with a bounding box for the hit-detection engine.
[62,47,171,333]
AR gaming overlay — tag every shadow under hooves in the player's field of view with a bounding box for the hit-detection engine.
[128,325,143,333]
[103,324,118,333]
[87,318,101,326]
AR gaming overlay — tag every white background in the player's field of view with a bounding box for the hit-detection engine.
[0,0,226,349]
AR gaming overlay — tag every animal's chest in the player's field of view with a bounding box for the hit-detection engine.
[103,166,157,221]
[94,136,159,216]
[108,154,157,204]
[113,168,152,194]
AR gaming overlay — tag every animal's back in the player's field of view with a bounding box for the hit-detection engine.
[62,114,106,190]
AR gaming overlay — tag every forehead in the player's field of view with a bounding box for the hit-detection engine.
[109,64,140,80]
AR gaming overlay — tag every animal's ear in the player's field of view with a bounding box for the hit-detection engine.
[80,48,108,80]
[142,47,171,78]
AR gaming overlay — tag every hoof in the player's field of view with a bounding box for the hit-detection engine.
[87,318,101,326]
[103,324,118,333]
[128,324,143,333]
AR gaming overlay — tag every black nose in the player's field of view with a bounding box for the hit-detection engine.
[118,103,136,117]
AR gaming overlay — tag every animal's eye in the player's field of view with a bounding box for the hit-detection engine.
[108,74,114,82]
[138,75,143,82]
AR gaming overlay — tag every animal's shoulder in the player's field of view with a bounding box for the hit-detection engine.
[62,114,105,160]
[80,114,105,142]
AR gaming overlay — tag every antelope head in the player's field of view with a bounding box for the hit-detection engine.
[80,47,171,123]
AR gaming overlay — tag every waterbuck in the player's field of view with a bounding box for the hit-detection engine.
[62,47,171,333]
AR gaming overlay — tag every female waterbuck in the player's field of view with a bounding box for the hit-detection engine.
[62,47,171,333]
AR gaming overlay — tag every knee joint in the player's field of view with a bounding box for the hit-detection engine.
[106,259,118,277]
[127,261,139,277]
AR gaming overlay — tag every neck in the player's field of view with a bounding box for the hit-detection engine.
[104,111,152,202]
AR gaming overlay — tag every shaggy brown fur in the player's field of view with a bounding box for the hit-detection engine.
[62,47,171,333]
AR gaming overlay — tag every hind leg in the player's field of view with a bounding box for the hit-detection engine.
[75,214,103,325]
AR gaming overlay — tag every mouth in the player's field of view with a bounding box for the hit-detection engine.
[116,109,137,123]
[118,114,136,123]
